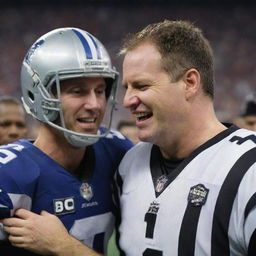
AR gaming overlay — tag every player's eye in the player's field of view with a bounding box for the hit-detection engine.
[0,121,11,127]
[135,84,149,91]
[96,88,105,95]
[16,122,26,128]
[69,87,83,95]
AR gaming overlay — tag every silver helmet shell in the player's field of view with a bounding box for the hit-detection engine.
[21,27,119,147]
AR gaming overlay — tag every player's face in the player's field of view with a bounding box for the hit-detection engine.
[122,42,187,146]
[0,104,27,145]
[59,77,107,135]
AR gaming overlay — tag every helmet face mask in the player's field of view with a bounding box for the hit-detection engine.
[21,27,118,147]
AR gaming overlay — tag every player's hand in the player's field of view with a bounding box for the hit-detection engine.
[2,208,70,255]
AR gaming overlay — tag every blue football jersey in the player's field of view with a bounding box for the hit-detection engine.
[0,128,133,255]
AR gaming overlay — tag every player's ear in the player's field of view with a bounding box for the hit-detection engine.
[182,68,201,100]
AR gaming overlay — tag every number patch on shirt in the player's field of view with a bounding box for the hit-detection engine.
[53,197,75,215]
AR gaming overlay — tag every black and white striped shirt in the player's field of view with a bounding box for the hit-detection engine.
[115,126,256,256]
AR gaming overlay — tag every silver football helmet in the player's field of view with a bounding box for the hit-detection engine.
[21,27,119,147]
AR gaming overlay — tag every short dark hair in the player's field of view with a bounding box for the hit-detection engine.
[120,20,214,98]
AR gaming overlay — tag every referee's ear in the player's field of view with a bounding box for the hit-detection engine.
[183,68,201,101]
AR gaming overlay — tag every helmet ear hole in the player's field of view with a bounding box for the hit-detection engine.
[28,91,35,102]
[105,78,113,99]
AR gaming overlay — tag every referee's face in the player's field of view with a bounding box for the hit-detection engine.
[122,42,188,146]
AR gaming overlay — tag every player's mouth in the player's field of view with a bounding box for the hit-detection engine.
[77,117,96,123]
[76,117,99,132]
[134,112,153,122]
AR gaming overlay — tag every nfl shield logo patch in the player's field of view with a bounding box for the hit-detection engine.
[155,175,168,193]
[80,182,93,201]
[188,184,209,206]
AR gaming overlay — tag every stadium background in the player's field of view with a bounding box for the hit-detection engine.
[0,0,255,255]
[0,0,255,131]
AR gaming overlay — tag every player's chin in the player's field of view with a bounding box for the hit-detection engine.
[76,122,99,133]
[137,131,152,143]
[78,126,99,135]
[77,129,97,135]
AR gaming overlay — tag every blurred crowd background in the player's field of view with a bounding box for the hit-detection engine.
[0,0,255,131]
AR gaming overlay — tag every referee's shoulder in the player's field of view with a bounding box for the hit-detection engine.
[229,127,256,149]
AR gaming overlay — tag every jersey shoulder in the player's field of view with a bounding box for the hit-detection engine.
[0,139,36,168]
[93,128,134,169]
[225,127,256,157]
[118,142,152,175]
[100,128,134,152]
[228,127,256,147]
[0,139,54,180]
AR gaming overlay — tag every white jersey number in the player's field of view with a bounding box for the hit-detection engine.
[69,212,114,253]
[0,144,24,165]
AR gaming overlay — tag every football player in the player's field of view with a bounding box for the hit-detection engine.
[0,28,133,255]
